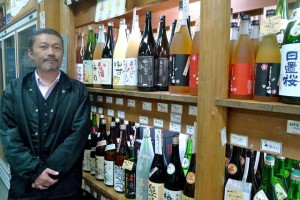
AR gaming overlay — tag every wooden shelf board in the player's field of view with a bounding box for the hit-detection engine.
[215,98,300,115]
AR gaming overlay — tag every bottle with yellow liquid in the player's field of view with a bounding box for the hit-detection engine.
[228,22,238,95]
[254,9,281,102]
[93,25,105,88]
[169,0,192,94]
[250,19,260,59]
[229,14,254,100]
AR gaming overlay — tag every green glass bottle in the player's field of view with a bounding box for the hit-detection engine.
[182,136,193,176]
[276,0,289,47]
[288,169,300,200]
[279,0,300,104]
[275,156,289,194]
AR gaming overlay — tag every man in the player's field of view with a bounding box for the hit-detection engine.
[0,28,91,199]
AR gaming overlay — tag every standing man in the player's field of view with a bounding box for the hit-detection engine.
[0,28,90,199]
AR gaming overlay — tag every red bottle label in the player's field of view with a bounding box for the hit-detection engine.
[230,63,253,95]
[189,53,199,89]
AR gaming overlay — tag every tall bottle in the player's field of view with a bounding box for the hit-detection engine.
[137,11,157,92]
[182,136,193,176]
[82,134,91,172]
[125,146,136,199]
[250,19,260,59]
[113,18,128,90]
[125,11,141,90]
[155,15,169,91]
[189,16,200,96]
[168,19,177,47]
[95,118,107,181]
[83,26,94,87]
[288,169,300,200]
[76,32,85,83]
[229,22,239,95]
[276,0,289,47]
[163,136,185,200]
[229,14,254,99]
[227,145,243,180]
[93,25,106,88]
[148,129,167,200]
[101,22,115,89]
[136,127,154,199]
[279,0,300,105]
[242,149,258,199]
[169,0,192,94]
[274,156,289,195]
[89,113,98,176]
[254,9,281,102]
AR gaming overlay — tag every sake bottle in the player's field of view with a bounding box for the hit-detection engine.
[101,22,115,89]
[274,156,289,195]
[227,145,243,180]
[229,22,238,95]
[279,0,300,105]
[83,134,91,172]
[169,0,192,94]
[250,19,260,59]
[113,18,128,90]
[76,32,85,83]
[229,14,254,99]
[276,0,289,47]
[89,113,98,176]
[254,9,281,102]
[182,136,193,176]
[168,19,177,47]
[95,118,107,181]
[125,146,136,199]
[93,25,105,88]
[83,26,94,87]
[242,149,258,199]
[288,169,300,200]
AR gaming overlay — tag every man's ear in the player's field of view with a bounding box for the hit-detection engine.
[28,49,33,59]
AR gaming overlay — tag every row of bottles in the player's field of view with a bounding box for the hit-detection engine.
[76,0,201,96]
[83,113,197,199]
[229,0,300,105]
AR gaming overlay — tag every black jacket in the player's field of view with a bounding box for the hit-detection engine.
[0,71,90,199]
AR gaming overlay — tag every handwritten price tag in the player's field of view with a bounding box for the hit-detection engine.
[170,113,182,124]
[169,122,181,133]
[116,98,124,105]
[221,127,227,146]
[98,107,103,114]
[142,102,152,111]
[154,118,164,128]
[127,99,136,107]
[157,103,168,113]
[117,111,125,119]
[139,116,148,125]
[107,109,114,117]
[106,96,113,104]
[260,15,281,36]
[287,120,300,135]
[122,160,134,171]
[97,95,103,102]
[89,95,94,102]
[261,139,282,155]
[171,104,183,114]
[225,189,244,200]
[91,106,97,113]
[186,125,194,135]
[230,133,248,147]
[188,105,197,116]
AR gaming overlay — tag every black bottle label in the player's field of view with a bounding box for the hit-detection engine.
[156,57,169,87]
[169,54,190,86]
[137,56,155,87]
[254,63,280,97]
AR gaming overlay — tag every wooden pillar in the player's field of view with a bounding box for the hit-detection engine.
[195,0,230,199]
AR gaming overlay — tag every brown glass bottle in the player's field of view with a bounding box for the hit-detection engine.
[76,32,85,83]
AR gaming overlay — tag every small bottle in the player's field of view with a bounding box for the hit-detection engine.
[182,136,193,176]
[76,32,85,83]
[83,26,94,87]
[287,169,300,200]
[93,25,106,88]
[125,146,136,199]
[250,19,260,59]
[276,0,289,47]
[227,146,243,180]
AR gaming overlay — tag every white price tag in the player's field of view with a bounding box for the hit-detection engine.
[230,133,248,147]
[107,109,114,117]
[154,118,164,128]
[106,96,113,104]
[85,185,90,193]
[142,102,152,111]
[188,105,197,116]
[127,99,136,107]
[169,122,181,133]
[261,139,282,155]
[89,94,94,102]
[157,103,168,113]
[117,111,125,119]
[186,125,194,135]
[287,120,300,135]
[116,98,124,105]
[98,107,103,114]
[93,191,98,198]
[91,106,97,113]
[139,116,148,125]
[97,95,103,102]
[171,104,183,114]
[221,127,227,146]
[122,160,134,171]
[170,113,182,124]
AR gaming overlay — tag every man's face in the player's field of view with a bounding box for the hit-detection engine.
[28,34,63,72]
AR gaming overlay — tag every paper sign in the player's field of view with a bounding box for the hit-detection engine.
[127,99,136,107]
[170,113,182,124]
[106,96,113,104]
[116,98,124,105]
[98,107,103,114]
[261,139,282,155]
[171,104,183,114]
[89,94,94,102]
[230,133,248,147]
[157,103,168,113]
[107,109,114,117]
[122,160,134,171]
[188,105,197,116]
[97,95,103,102]
[139,116,148,125]
[287,120,300,135]
[91,106,97,113]
[226,189,244,200]
[186,125,194,135]
[260,15,281,36]
[117,111,125,119]
[169,122,181,132]
[154,118,164,128]
[221,127,227,146]
[142,102,152,111]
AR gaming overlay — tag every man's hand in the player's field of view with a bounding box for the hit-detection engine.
[31,168,59,190]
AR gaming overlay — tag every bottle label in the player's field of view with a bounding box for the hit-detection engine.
[149,167,158,178]
[230,63,254,95]
[82,149,91,171]
[163,188,182,200]
[105,144,116,151]
[137,55,155,87]
[95,155,104,180]
[189,53,199,89]
[113,58,126,86]
[167,163,176,175]
[104,160,114,186]
[254,63,280,97]
[93,59,102,84]
[227,163,237,175]
[76,63,84,83]
[114,165,125,192]
[125,57,138,86]
[100,58,113,85]
[182,193,195,200]
[97,140,107,147]
[169,55,190,86]
[83,60,94,84]
[156,57,169,87]
[186,172,195,184]
[275,183,287,200]
[253,190,269,200]
[148,181,164,200]
[125,169,136,196]
[90,157,96,175]
[279,44,300,97]
[154,130,163,155]
[182,158,190,169]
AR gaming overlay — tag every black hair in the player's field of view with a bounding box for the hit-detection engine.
[29,28,64,51]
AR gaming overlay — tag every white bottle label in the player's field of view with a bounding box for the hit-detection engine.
[253,190,269,200]
[93,59,102,84]
[83,60,94,84]
[125,57,138,86]
[114,165,125,192]
[90,156,96,175]
[275,183,288,200]
[82,149,91,171]
[167,163,176,174]
[105,144,116,151]
[76,63,83,83]
[100,58,113,85]
[279,43,300,97]
[148,181,164,199]
[104,160,114,186]
[113,58,126,86]
[163,188,182,200]
[95,155,104,180]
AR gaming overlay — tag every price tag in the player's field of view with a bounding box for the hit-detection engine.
[89,94,94,102]
[93,192,98,199]
[260,15,281,36]
[139,116,148,125]
[230,133,248,147]
[66,0,72,5]
[170,113,182,124]
[91,106,97,113]
[221,127,227,146]
[287,120,300,135]
[142,102,152,111]
[97,95,103,102]
[225,189,244,200]
[106,96,113,104]
[127,99,136,107]
[171,104,183,114]
[154,118,164,128]
[122,160,134,171]
[116,98,124,105]
[261,139,282,155]
[157,103,168,113]
[117,111,125,119]
[82,179,85,189]
[186,125,194,135]
[98,107,103,114]
[85,185,90,193]
[169,122,181,133]
[107,109,114,117]
[188,105,197,116]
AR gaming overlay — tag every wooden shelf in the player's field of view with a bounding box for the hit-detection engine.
[215,98,300,115]
[87,87,197,104]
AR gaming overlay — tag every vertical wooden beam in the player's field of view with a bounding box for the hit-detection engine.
[38,0,60,31]
[196,0,230,199]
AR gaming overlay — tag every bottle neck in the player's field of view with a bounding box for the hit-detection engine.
[230,27,238,41]
[98,27,105,43]
[143,16,154,38]
[117,24,127,42]
[263,164,276,185]
[239,20,250,35]
[87,29,94,43]
[250,25,260,39]
[170,144,180,163]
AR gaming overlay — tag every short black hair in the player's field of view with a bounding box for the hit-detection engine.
[29,28,64,51]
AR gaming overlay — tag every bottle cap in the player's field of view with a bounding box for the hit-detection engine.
[160,15,165,22]
[146,11,152,18]
[124,120,129,125]
[101,119,106,124]
[231,22,238,28]
[251,19,259,26]
[135,123,140,128]
[291,169,300,181]
[108,21,114,26]
[241,14,250,21]
[115,118,120,123]
[143,127,151,138]
[266,9,276,17]
[100,114,104,118]
[172,136,179,144]
[264,155,275,166]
